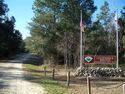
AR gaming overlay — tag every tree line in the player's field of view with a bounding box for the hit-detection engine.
[0,0,24,58]
[25,0,125,67]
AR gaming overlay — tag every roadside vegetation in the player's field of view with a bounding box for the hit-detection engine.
[24,62,125,94]
[24,64,71,94]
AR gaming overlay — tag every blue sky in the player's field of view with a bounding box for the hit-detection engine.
[5,0,34,39]
[5,0,125,39]
[93,0,125,20]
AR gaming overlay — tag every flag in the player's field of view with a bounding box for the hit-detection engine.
[80,19,84,32]
[80,0,84,6]
[114,11,118,24]
[114,11,120,30]
[80,11,84,32]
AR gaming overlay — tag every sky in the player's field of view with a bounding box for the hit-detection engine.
[5,0,125,39]
[5,0,34,39]
[93,0,125,20]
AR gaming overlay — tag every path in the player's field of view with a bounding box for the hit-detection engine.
[0,54,45,94]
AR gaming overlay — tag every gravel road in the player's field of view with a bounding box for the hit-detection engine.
[0,54,45,94]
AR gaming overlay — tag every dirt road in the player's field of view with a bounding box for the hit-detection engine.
[0,54,45,94]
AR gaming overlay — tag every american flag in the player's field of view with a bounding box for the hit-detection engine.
[114,11,118,24]
[80,11,84,32]
[114,11,120,30]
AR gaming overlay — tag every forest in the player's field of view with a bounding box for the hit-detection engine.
[0,0,125,68]
[24,0,125,67]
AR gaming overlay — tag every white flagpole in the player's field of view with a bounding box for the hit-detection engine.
[80,10,83,67]
[115,10,119,69]
[116,22,119,69]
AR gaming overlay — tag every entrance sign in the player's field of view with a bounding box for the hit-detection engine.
[84,55,116,64]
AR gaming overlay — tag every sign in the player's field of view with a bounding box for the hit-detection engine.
[84,56,94,64]
[95,56,116,64]
[84,55,116,64]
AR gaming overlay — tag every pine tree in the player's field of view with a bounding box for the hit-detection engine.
[26,0,97,66]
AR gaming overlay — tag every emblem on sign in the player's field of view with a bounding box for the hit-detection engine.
[85,56,93,63]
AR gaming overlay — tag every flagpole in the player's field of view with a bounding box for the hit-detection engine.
[116,25,119,69]
[115,10,119,69]
[80,10,83,67]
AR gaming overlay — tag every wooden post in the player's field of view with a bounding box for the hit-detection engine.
[44,66,46,77]
[52,68,55,80]
[87,77,91,94]
[123,84,125,94]
[67,71,70,86]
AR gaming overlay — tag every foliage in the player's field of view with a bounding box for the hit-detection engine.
[0,0,23,58]
[25,0,125,65]
[86,1,116,55]
[26,0,97,66]
[119,6,125,63]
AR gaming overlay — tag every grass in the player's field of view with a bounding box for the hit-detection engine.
[41,79,70,94]
[23,63,71,94]
[119,64,125,71]
[24,63,125,94]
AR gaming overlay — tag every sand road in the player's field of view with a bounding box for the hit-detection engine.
[0,54,45,94]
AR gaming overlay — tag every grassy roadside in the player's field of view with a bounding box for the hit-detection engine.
[23,63,125,94]
[23,64,71,94]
